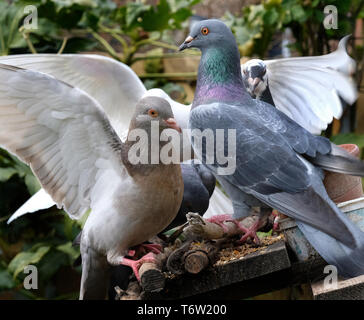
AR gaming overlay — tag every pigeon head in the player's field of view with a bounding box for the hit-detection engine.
[130,96,181,133]
[179,19,249,107]
[241,59,268,98]
[179,19,236,52]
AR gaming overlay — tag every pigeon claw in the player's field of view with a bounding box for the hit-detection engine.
[237,220,261,245]
[120,252,157,282]
[206,214,233,233]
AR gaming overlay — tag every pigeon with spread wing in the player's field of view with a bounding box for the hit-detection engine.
[0,65,184,299]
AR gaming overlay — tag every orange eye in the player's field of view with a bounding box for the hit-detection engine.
[148,109,158,118]
[201,27,209,35]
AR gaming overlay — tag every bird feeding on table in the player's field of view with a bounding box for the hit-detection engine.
[0,64,184,299]
[179,19,364,278]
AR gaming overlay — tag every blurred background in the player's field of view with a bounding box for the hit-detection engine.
[0,0,363,299]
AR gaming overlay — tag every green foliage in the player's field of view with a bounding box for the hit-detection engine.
[0,147,82,299]
[9,245,50,278]
[0,150,40,195]
[0,0,118,55]
[115,0,199,33]
[225,0,364,57]
[331,133,364,158]
[0,1,27,55]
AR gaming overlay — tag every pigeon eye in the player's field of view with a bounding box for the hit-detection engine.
[201,27,209,35]
[148,109,158,118]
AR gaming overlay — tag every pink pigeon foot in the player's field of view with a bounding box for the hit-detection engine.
[228,213,271,244]
[206,214,233,233]
[120,252,157,282]
[233,219,261,244]
[126,249,136,257]
[271,211,280,231]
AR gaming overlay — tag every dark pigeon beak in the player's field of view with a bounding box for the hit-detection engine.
[179,35,195,51]
[248,77,261,92]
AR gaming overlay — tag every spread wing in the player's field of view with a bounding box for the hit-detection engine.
[263,36,357,134]
[0,64,127,219]
[0,54,147,138]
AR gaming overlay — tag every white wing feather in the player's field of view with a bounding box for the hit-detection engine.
[0,54,147,138]
[203,187,233,218]
[7,189,54,224]
[0,64,126,220]
[1,54,196,222]
[262,36,357,134]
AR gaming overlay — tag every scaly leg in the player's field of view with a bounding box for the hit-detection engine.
[206,214,233,233]
[207,209,271,244]
[120,252,157,282]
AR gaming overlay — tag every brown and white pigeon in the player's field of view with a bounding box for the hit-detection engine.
[0,64,184,299]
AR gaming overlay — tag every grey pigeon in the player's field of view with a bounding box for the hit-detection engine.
[179,19,364,277]
[0,64,183,299]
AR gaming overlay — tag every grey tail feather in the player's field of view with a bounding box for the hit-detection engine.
[308,143,364,177]
[297,220,364,278]
[250,163,360,249]
[79,245,110,300]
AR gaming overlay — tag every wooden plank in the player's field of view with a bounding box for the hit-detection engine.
[311,275,364,300]
[145,240,290,299]
[179,257,325,300]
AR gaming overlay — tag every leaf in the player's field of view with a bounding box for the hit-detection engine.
[8,246,50,278]
[24,174,41,195]
[56,242,80,261]
[36,249,69,282]
[0,269,15,290]
[291,4,307,22]
[125,2,150,28]
[257,229,273,239]
[331,134,364,150]
[263,8,279,25]
[0,168,17,182]
[140,0,171,32]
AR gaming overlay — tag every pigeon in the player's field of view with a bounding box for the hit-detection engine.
[179,19,364,278]
[74,161,216,299]
[3,39,355,223]
[0,64,184,299]
[241,35,357,134]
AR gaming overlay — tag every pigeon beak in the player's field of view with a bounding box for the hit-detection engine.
[179,35,195,51]
[248,77,261,92]
[164,118,182,132]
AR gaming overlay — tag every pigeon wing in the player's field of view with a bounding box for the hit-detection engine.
[263,36,357,134]
[0,64,127,220]
[0,54,147,138]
